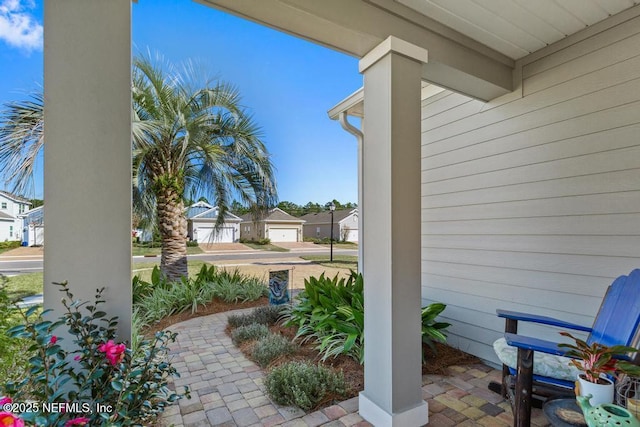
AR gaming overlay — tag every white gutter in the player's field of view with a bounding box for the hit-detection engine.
[328,88,364,273]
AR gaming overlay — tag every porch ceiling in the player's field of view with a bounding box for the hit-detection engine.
[197,0,640,101]
[397,0,640,60]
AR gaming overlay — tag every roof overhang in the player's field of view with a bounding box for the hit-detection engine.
[328,88,363,120]
[197,0,514,101]
[196,0,640,102]
[328,82,445,120]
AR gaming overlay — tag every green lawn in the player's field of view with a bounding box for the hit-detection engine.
[131,260,208,282]
[2,260,211,301]
[321,242,358,249]
[300,255,358,270]
[3,272,43,301]
[242,242,289,252]
[132,245,203,256]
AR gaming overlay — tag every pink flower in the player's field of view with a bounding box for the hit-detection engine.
[0,412,24,427]
[50,336,57,344]
[65,417,90,426]
[97,340,127,366]
[0,398,10,406]
[73,355,81,361]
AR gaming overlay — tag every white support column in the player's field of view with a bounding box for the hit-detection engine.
[44,1,132,342]
[358,36,428,427]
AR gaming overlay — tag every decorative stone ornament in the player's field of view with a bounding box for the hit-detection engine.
[577,394,640,427]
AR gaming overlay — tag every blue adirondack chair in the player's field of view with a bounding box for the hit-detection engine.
[494,269,640,427]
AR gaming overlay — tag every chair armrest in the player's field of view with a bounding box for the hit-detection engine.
[497,309,592,332]
[505,333,569,357]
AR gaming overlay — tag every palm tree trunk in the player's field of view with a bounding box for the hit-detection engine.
[156,186,188,281]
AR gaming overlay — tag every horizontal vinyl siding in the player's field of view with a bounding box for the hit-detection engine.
[421,15,640,366]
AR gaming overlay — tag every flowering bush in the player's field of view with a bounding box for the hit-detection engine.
[0,409,25,427]
[1,281,189,426]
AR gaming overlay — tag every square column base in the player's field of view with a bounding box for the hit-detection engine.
[359,392,429,426]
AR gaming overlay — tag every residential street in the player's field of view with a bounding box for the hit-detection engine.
[0,246,357,276]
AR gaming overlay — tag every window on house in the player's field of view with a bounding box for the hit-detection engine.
[19,205,25,214]
[316,227,320,237]
[1,202,6,209]
[9,226,12,237]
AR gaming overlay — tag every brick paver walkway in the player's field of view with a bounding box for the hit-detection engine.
[159,308,551,427]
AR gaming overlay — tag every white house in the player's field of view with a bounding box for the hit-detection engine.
[301,208,358,242]
[0,191,32,242]
[20,205,44,247]
[44,2,640,426]
[186,201,242,244]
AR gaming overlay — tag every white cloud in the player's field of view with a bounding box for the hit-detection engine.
[0,0,42,51]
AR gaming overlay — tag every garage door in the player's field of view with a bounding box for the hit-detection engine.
[345,228,358,242]
[268,228,298,242]
[195,226,235,243]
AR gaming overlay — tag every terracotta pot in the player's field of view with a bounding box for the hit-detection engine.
[577,374,614,406]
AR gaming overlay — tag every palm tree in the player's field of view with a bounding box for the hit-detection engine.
[0,55,278,281]
[132,55,277,280]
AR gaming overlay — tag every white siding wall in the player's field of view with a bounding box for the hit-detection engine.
[0,221,13,241]
[421,16,640,365]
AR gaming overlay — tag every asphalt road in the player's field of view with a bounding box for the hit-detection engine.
[0,248,358,276]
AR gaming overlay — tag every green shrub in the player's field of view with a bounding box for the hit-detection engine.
[257,238,271,245]
[227,312,253,328]
[132,265,170,304]
[210,270,268,303]
[170,276,209,314]
[136,285,177,325]
[0,240,21,250]
[251,305,284,325]
[421,303,451,356]
[228,305,283,328]
[285,272,450,365]
[265,361,346,411]
[284,272,364,363]
[135,265,268,325]
[0,275,32,387]
[251,334,297,367]
[2,282,188,426]
[231,323,270,345]
[186,240,199,247]
[194,264,219,284]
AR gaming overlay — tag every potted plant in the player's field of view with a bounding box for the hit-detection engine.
[559,332,640,405]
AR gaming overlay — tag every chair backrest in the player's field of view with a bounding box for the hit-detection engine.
[588,269,640,348]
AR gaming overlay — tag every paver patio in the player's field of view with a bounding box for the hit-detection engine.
[159,308,551,427]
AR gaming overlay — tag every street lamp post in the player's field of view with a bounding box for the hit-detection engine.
[329,202,336,262]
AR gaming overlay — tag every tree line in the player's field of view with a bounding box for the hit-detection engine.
[228,199,356,217]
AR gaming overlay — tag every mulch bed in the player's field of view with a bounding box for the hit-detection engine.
[226,312,481,408]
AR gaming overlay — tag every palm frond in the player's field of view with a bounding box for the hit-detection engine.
[0,92,44,195]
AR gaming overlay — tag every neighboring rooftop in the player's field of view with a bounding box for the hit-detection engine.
[0,190,32,205]
[186,202,242,222]
[300,209,357,224]
[240,208,305,223]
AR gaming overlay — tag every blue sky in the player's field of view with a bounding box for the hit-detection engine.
[0,0,362,206]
